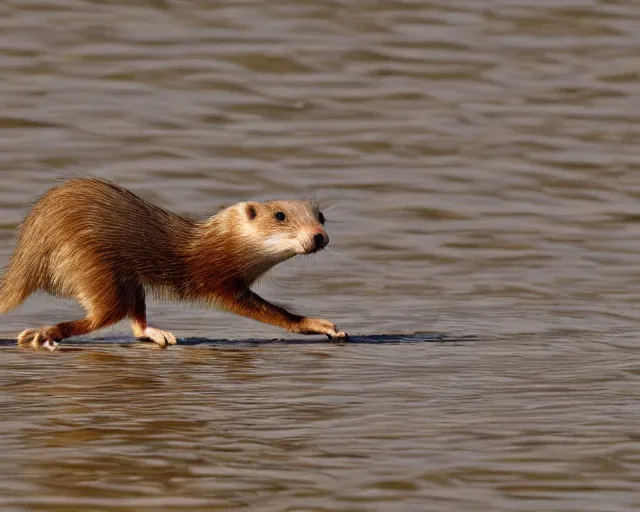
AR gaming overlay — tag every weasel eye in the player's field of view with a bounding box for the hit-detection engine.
[274,211,286,222]
[318,211,325,225]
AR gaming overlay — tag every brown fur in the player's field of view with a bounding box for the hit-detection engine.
[0,177,347,350]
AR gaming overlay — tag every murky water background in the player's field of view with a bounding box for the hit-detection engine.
[1,0,639,510]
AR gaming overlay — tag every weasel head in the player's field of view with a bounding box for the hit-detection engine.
[238,199,329,264]
[193,199,330,287]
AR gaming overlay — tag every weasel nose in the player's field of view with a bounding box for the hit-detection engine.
[313,232,328,251]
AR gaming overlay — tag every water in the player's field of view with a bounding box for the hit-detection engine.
[1,0,639,510]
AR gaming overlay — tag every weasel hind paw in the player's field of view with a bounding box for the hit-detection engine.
[138,327,177,347]
[17,328,59,351]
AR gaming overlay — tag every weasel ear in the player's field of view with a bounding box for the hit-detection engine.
[245,202,258,220]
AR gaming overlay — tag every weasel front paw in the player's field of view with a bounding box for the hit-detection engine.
[17,327,59,351]
[294,318,348,340]
[327,330,348,341]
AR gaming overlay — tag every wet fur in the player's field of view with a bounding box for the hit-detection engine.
[0,177,347,349]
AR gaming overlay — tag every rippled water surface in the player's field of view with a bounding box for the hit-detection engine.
[1,0,640,510]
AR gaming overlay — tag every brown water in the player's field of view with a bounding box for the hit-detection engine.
[1,0,640,510]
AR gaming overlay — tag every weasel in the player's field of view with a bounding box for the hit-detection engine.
[0,177,348,350]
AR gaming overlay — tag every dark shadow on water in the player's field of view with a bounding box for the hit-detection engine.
[0,332,476,349]
[178,332,476,346]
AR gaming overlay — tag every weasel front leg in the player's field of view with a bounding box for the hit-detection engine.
[220,287,348,340]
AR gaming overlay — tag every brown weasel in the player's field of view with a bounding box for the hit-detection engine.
[0,177,347,351]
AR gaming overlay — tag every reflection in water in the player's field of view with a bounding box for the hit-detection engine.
[1,0,640,510]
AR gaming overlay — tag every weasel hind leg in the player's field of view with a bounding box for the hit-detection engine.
[18,318,94,351]
[17,314,127,351]
[16,281,132,351]
[129,284,177,347]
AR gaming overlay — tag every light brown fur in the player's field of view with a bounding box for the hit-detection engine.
[0,177,347,351]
